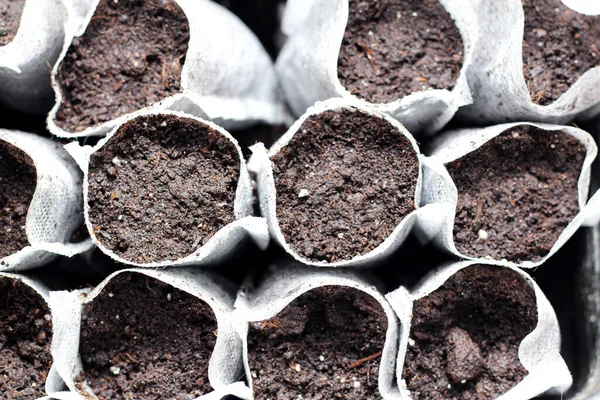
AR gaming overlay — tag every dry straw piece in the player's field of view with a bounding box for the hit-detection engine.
[418,122,597,268]
[65,110,269,268]
[0,129,92,272]
[276,0,476,135]
[48,0,287,138]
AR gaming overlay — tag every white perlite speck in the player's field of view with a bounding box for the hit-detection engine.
[298,189,310,198]
[477,229,488,241]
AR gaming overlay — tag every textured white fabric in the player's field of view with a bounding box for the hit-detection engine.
[0,0,69,113]
[48,268,249,400]
[234,265,402,399]
[0,130,92,272]
[582,189,600,227]
[249,98,421,267]
[418,122,597,269]
[561,0,600,15]
[386,260,572,400]
[0,272,66,396]
[276,0,475,135]
[48,0,288,138]
[458,0,600,125]
[64,110,269,268]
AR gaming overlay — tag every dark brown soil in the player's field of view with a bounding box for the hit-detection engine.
[54,0,190,132]
[0,140,36,259]
[447,125,586,262]
[0,0,25,46]
[272,109,419,262]
[87,114,240,264]
[247,286,388,400]
[522,0,600,105]
[88,115,240,263]
[338,0,464,103]
[0,276,53,399]
[403,265,538,400]
[78,272,218,400]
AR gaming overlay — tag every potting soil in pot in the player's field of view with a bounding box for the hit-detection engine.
[522,0,600,105]
[272,108,419,262]
[247,286,388,400]
[403,264,537,400]
[0,277,53,399]
[78,273,218,399]
[338,0,464,103]
[447,125,586,262]
[0,140,35,259]
[54,0,190,132]
[87,114,240,264]
[0,0,25,46]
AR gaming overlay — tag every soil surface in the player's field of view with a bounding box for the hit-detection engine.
[0,0,24,46]
[403,265,538,400]
[272,109,419,262]
[79,272,218,399]
[55,0,189,132]
[338,0,464,103]
[523,0,600,105]
[0,140,36,259]
[87,114,240,264]
[248,286,388,400]
[0,276,53,399]
[447,125,585,262]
